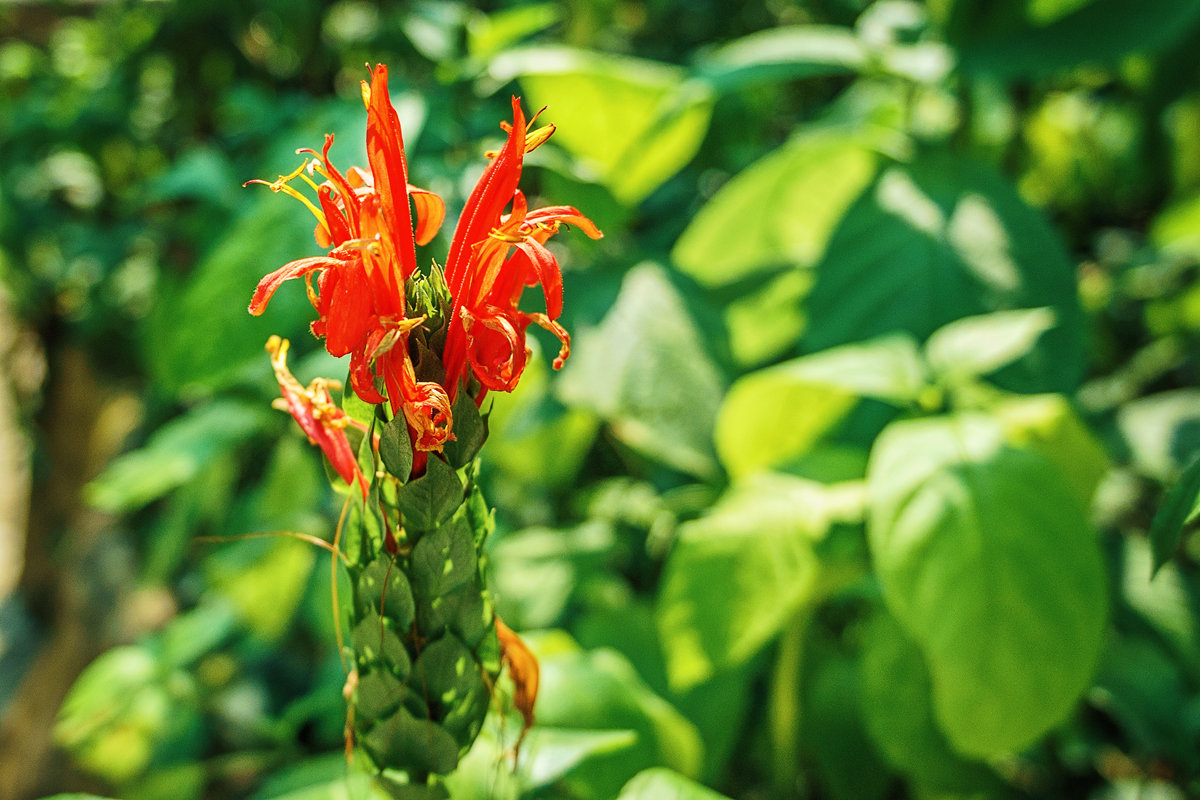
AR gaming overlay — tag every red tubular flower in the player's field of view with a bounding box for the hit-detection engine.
[247,64,452,450]
[442,98,603,400]
[249,64,599,454]
[266,336,368,498]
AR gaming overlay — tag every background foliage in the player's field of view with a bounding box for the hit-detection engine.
[4,0,1200,798]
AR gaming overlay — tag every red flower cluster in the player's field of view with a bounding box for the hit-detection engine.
[249,64,601,466]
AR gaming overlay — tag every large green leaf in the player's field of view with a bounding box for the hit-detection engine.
[490,47,714,204]
[616,768,731,800]
[657,475,836,690]
[860,611,998,792]
[805,153,1085,393]
[924,307,1056,383]
[948,0,1200,77]
[530,633,704,800]
[715,335,924,478]
[85,400,273,513]
[866,414,1107,757]
[672,134,879,288]
[558,263,724,479]
[693,25,868,92]
[992,393,1108,510]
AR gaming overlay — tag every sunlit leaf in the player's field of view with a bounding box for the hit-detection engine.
[867,414,1107,756]
[694,25,868,92]
[1116,389,1200,482]
[85,400,273,513]
[715,335,924,478]
[490,47,714,203]
[805,153,1085,393]
[657,475,834,690]
[530,635,704,800]
[925,307,1056,382]
[860,612,998,792]
[672,134,878,287]
[558,263,724,479]
[616,768,732,800]
[992,393,1108,510]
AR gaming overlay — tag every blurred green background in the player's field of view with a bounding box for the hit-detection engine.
[4,0,1200,798]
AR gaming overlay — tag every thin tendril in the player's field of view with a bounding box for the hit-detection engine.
[196,530,345,561]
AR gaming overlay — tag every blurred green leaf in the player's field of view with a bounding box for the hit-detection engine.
[205,535,317,641]
[466,3,560,63]
[802,647,892,800]
[925,307,1056,383]
[86,400,272,513]
[1148,453,1200,574]
[673,134,878,288]
[657,475,835,690]
[715,335,924,478]
[55,646,199,785]
[616,768,731,800]
[531,634,704,799]
[805,153,1085,394]
[950,0,1200,77]
[993,393,1109,510]
[723,269,811,367]
[860,611,998,792]
[1116,389,1200,482]
[694,25,868,92]
[867,414,1107,757]
[491,47,714,203]
[559,263,724,480]
[1121,536,1200,678]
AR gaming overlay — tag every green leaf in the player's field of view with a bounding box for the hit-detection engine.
[950,0,1200,77]
[490,47,714,203]
[409,518,476,598]
[531,636,704,799]
[860,612,997,792]
[205,535,317,641]
[715,335,924,478]
[617,768,731,800]
[558,264,724,479]
[55,646,200,785]
[724,269,811,367]
[393,454,463,530]
[86,400,272,513]
[379,415,413,482]
[672,134,878,288]
[657,475,832,690]
[442,388,485,469]
[866,414,1107,757]
[465,3,560,63]
[992,393,1109,510]
[1148,453,1200,574]
[1116,389,1200,482]
[925,307,1056,382]
[694,25,868,93]
[802,648,893,800]
[805,153,1085,394]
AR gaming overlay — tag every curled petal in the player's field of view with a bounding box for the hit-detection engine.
[266,336,366,496]
[380,349,454,452]
[513,236,562,319]
[524,311,571,369]
[525,205,603,240]
[250,256,340,315]
[409,184,445,246]
[463,306,529,392]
